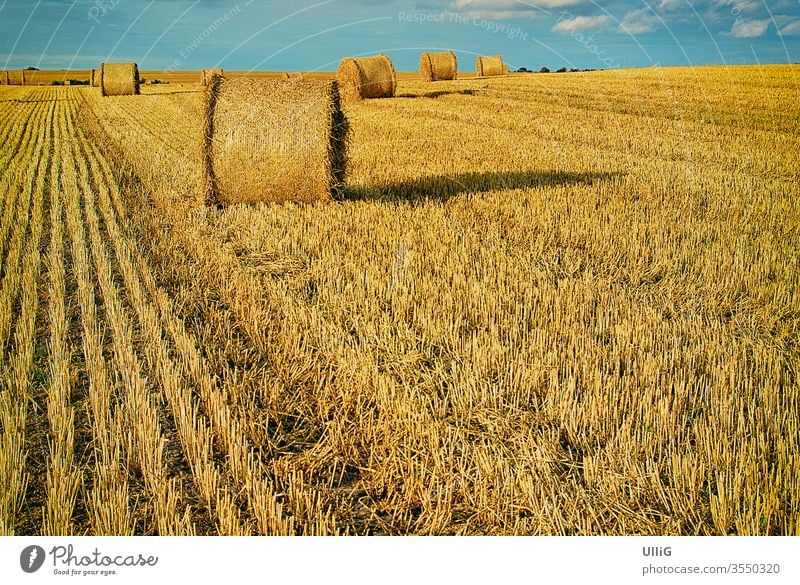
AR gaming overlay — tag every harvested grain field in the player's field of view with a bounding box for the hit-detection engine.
[0,65,798,536]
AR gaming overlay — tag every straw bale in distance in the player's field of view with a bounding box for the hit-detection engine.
[475,55,504,77]
[0,71,7,85]
[420,51,458,82]
[336,54,396,101]
[8,70,25,85]
[201,68,224,85]
[201,76,349,206]
[101,62,140,96]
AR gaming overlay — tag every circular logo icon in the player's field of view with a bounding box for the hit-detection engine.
[20,545,46,573]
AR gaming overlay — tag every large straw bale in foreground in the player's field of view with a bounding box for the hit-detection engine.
[201,68,223,85]
[336,54,396,101]
[420,51,458,82]
[8,70,25,85]
[475,55,504,77]
[201,77,349,205]
[101,63,140,96]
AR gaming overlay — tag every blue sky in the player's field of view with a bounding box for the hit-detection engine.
[1,0,798,71]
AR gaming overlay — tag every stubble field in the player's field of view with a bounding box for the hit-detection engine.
[0,65,798,535]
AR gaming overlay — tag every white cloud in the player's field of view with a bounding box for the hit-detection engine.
[771,14,797,27]
[551,15,610,33]
[657,0,684,11]
[452,0,581,8]
[714,0,762,13]
[617,8,660,34]
[449,0,581,19]
[454,9,541,18]
[727,18,770,37]
[779,19,800,35]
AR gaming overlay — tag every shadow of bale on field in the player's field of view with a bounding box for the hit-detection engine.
[344,170,621,203]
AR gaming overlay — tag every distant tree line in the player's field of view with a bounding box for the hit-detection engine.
[51,79,90,86]
[515,67,601,73]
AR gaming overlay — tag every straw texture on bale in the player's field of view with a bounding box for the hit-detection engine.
[475,55,504,77]
[419,51,458,82]
[503,63,509,75]
[90,69,99,87]
[101,62,140,96]
[336,54,396,101]
[201,68,224,85]
[0,71,7,85]
[201,77,349,206]
[8,70,25,85]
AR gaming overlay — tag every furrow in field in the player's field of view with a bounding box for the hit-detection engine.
[0,93,55,534]
[62,101,195,536]
[81,131,298,535]
[130,206,344,535]
[0,99,50,350]
[61,96,135,535]
[40,93,82,535]
[0,89,47,137]
[76,121,289,535]
[81,87,343,535]
[17,91,70,535]
[74,103,252,535]
[0,93,38,176]
[0,98,40,276]
[78,91,200,205]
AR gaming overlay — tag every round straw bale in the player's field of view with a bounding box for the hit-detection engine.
[475,55,504,77]
[200,77,349,206]
[92,66,102,87]
[8,70,25,85]
[420,51,458,82]
[201,68,223,85]
[64,79,72,86]
[336,54,396,101]
[101,62,140,96]
[0,71,7,85]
